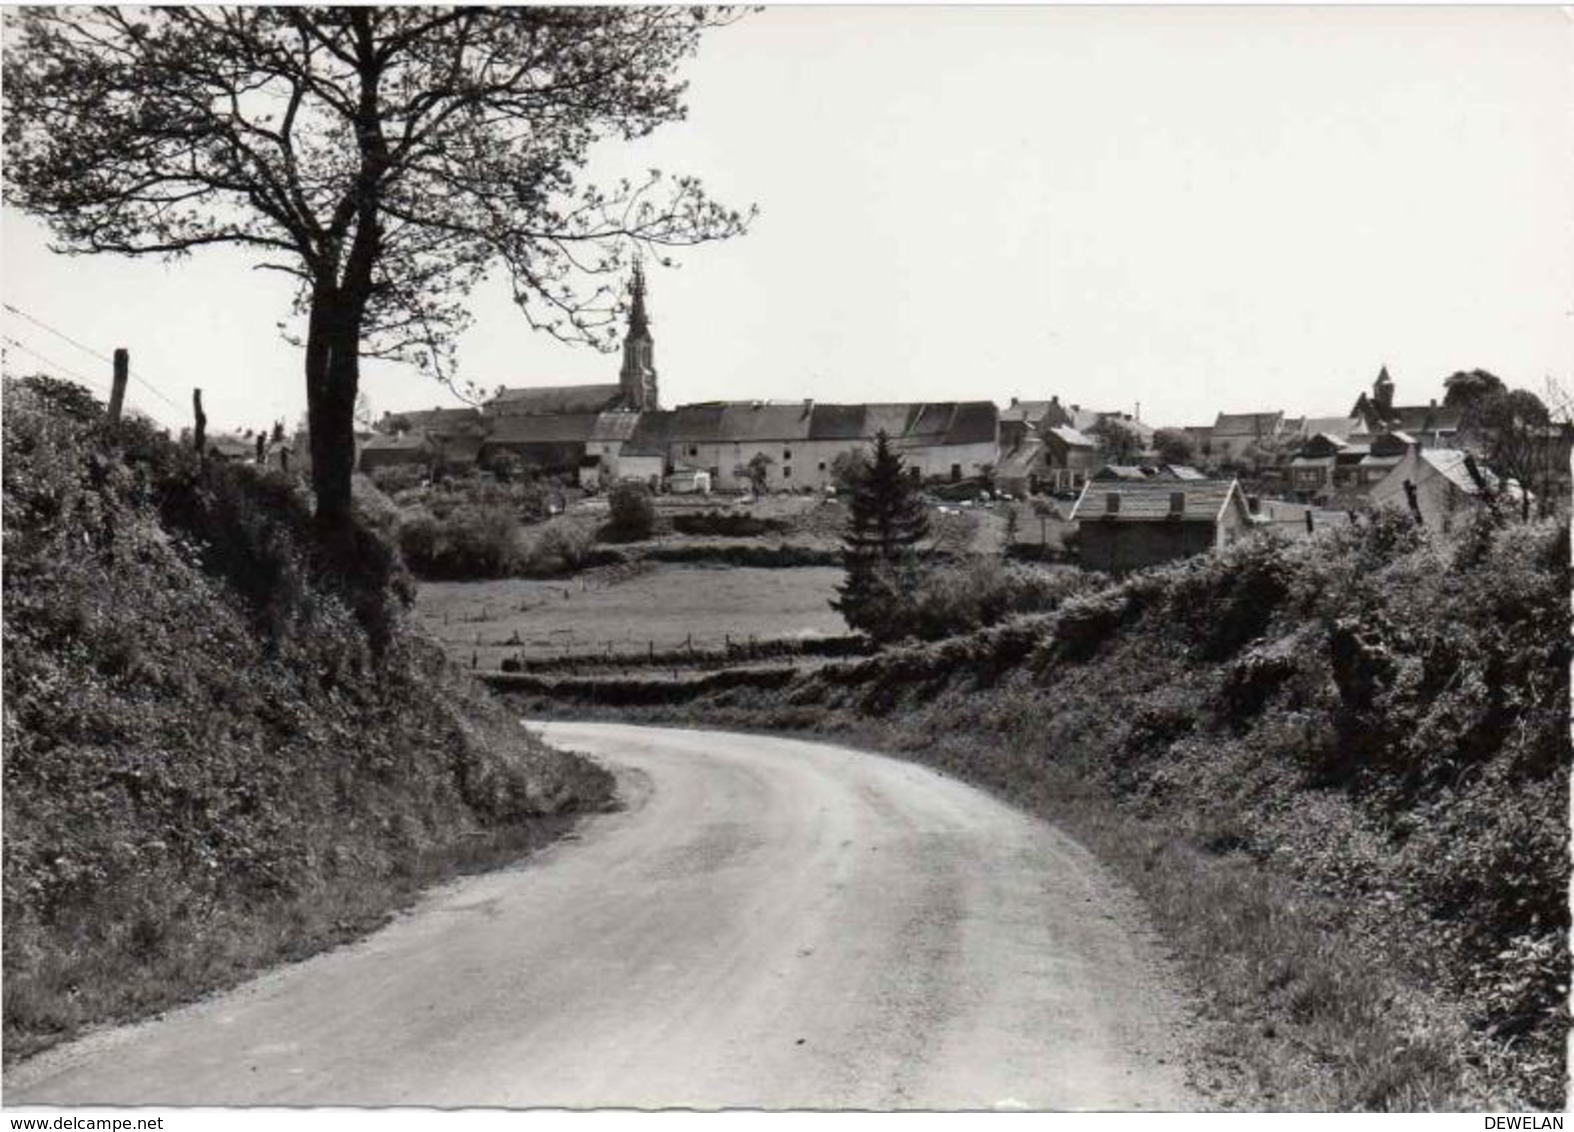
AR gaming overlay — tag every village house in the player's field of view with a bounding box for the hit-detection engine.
[1369,447,1527,530]
[1069,477,1256,573]
[1208,411,1286,464]
[612,400,999,492]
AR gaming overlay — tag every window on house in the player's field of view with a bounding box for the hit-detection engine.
[783,449,792,461]
[782,466,792,479]
[818,462,826,472]
[688,445,698,457]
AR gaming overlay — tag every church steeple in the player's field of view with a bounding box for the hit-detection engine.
[619,260,658,411]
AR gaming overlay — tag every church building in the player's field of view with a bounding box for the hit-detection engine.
[483,262,659,419]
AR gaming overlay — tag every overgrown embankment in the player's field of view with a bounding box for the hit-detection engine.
[495,514,1570,1110]
[2,377,614,1062]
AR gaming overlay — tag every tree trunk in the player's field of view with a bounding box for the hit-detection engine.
[304,286,362,545]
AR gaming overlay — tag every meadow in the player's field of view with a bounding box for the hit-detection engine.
[415,563,849,669]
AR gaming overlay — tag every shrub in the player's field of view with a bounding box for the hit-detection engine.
[368,463,427,495]
[604,481,656,542]
[398,503,521,579]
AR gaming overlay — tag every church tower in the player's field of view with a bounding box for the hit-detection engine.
[618,261,659,411]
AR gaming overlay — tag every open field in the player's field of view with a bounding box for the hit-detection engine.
[415,564,848,669]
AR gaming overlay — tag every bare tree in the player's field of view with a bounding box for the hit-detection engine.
[4,8,753,540]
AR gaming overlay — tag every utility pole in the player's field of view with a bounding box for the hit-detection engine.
[107,349,128,424]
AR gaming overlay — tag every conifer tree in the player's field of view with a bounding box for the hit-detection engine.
[833,431,930,637]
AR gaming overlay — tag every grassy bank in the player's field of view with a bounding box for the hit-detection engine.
[2,377,615,1062]
[493,512,1570,1110]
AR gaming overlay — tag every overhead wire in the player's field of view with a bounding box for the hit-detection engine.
[2,333,112,393]
[2,301,185,413]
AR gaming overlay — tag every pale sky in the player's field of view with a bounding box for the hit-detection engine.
[3,5,1571,433]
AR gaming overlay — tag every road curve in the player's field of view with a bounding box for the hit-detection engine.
[6,722,1204,1110]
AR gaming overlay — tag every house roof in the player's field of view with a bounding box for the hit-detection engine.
[1299,416,1361,439]
[1213,411,1285,438]
[361,431,431,453]
[808,403,868,441]
[1000,400,1055,425]
[1164,464,1208,480]
[997,438,1044,479]
[1417,448,1517,498]
[383,406,482,433]
[1044,425,1096,449]
[591,411,641,443]
[485,413,602,445]
[1069,478,1246,523]
[941,401,999,446]
[207,433,259,459]
[622,410,681,456]
[1388,404,1463,435]
[1092,464,1151,481]
[716,401,814,444]
[486,383,625,416]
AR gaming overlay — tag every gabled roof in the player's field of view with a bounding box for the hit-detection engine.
[382,406,482,433]
[361,430,431,453]
[716,401,814,444]
[808,403,868,441]
[861,403,916,440]
[485,413,602,445]
[622,410,680,457]
[591,411,641,443]
[941,401,999,446]
[486,383,625,416]
[207,433,259,459]
[1299,416,1361,439]
[1416,448,1522,498]
[1092,464,1151,481]
[1388,404,1463,435]
[1044,425,1096,449]
[1213,411,1285,438]
[1000,400,1055,425]
[996,438,1044,479]
[1069,478,1246,524]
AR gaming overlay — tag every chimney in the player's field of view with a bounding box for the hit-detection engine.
[1010,396,1019,407]
[1105,492,1121,514]
[1169,491,1185,514]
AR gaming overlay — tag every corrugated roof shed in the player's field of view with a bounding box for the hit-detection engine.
[1070,478,1245,523]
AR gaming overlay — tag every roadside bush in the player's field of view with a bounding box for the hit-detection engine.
[670,509,788,538]
[398,503,521,580]
[603,481,656,542]
[368,463,427,495]
[524,520,596,575]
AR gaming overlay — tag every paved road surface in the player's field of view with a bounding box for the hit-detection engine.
[6,722,1203,1110]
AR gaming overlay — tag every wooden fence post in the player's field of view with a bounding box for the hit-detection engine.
[107,349,128,424]
[192,388,207,457]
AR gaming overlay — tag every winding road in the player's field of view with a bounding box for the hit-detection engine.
[6,722,1204,1110]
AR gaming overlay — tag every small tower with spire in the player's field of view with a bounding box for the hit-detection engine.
[618,259,659,411]
[1373,365,1395,418]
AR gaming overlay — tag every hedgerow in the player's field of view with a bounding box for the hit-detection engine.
[2,376,613,1061]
